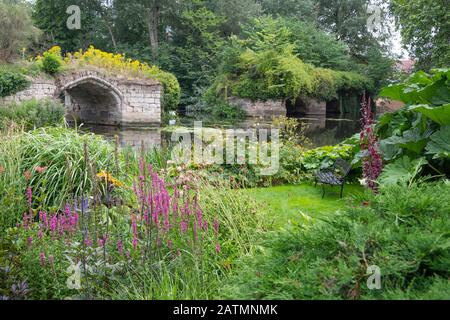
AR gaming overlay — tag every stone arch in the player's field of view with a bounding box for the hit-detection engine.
[58,73,124,126]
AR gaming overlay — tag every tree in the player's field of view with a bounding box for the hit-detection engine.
[170,3,225,103]
[113,0,178,62]
[33,0,101,52]
[390,0,450,70]
[258,0,318,22]
[208,0,262,36]
[241,16,353,70]
[316,0,387,60]
[0,0,40,62]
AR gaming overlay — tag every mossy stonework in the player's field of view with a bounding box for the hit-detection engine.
[0,69,163,126]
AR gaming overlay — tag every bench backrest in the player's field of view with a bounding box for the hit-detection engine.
[333,158,352,177]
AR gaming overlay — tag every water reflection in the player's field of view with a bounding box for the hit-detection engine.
[79,124,162,149]
[76,114,360,150]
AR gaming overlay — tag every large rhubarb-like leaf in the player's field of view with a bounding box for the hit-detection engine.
[426,126,450,159]
[409,104,450,125]
[378,156,428,186]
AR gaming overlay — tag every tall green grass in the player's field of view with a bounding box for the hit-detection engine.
[0,99,65,131]
[0,125,28,232]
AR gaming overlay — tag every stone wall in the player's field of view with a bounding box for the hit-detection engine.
[228,97,286,117]
[0,78,57,105]
[119,80,162,126]
[58,69,163,126]
[1,69,163,126]
[300,97,326,115]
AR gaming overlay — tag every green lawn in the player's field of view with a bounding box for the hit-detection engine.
[245,183,363,229]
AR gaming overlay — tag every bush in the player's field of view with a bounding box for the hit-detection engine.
[220,182,450,299]
[41,52,62,75]
[311,68,338,101]
[0,71,30,97]
[0,99,65,130]
[302,144,357,171]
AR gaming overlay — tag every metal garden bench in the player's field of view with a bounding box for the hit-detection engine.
[314,158,352,198]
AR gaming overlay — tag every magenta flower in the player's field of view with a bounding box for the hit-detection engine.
[26,187,32,206]
[48,256,55,268]
[39,252,46,266]
[84,237,92,247]
[117,239,123,255]
[213,219,219,236]
[27,236,33,247]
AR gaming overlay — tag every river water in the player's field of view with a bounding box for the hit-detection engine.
[79,114,360,150]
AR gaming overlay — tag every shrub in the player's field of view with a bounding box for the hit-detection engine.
[0,71,30,97]
[41,52,62,75]
[302,144,357,171]
[220,182,450,299]
[231,46,314,101]
[0,99,65,130]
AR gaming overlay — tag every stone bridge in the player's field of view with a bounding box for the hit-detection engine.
[1,69,163,126]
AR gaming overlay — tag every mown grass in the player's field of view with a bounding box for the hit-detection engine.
[245,184,363,229]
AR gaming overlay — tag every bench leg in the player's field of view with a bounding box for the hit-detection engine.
[322,184,326,199]
[340,184,344,198]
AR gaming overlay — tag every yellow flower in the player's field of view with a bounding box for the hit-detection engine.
[97,171,125,188]
[48,46,62,56]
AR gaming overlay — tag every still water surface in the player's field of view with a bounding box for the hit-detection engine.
[79,114,360,150]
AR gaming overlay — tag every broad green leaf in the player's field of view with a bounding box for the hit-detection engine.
[426,125,450,159]
[378,156,428,186]
[399,128,431,154]
[408,70,433,86]
[408,104,450,125]
[379,83,411,103]
[416,79,450,105]
[379,137,403,160]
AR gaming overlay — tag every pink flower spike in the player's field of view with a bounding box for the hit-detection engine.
[117,239,123,255]
[27,236,33,247]
[48,256,55,268]
[39,252,46,266]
